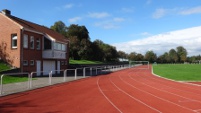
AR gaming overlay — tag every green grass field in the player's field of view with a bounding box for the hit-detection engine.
[69,60,103,64]
[0,62,10,71]
[1,76,29,84]
[0,62,30,84]
[153,64,201,81]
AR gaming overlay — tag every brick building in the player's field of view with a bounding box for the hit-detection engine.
[0,9,70,76]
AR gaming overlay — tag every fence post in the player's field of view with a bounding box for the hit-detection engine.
[75,69,77,80]
[0,74,4,96]
[64,69,67,82]
[49,71,52,85]
[83,67,86,78]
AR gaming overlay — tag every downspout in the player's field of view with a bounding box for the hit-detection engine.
[20,28,24,72]
[66,40,70,66]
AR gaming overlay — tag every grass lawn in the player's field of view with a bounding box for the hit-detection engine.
[0,62,10,71]
[153,64,201,81]
[70,59,103,64]
[0,62,30,84]
[1,75,29,84]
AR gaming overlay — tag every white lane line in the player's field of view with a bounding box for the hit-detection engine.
[97,77,122,113]
[143,69,201,97]
[118,73,198,113]
[129,74,201,103]
[109,76,162,113]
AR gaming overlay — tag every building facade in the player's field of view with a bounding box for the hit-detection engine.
[0,9,69,76]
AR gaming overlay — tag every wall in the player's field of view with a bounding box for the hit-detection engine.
[0,13,21,68]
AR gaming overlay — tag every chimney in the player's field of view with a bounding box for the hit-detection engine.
[2,9,11,15]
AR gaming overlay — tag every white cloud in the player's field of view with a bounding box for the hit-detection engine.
[94,21,119,29]
[152,6,201,19]
[113,26,201,56]
[113,17,125,22]
[146,0,152,5]
[88,12,110,18]
[179,6,201,15]
[121,7,134,13]
[68,17,82,23]
[152,8,167,19]
[64,3,74,9]
[141,32,151,36]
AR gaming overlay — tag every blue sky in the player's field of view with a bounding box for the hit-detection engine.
[1,0,201,56]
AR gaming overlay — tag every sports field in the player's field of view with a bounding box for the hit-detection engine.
[153,64,201,81]
[0,65,201,112]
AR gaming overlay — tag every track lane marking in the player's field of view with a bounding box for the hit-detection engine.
[129,74,201,104]
[117,71,198,113]
[97,77,122,113]
[108,76,162,113]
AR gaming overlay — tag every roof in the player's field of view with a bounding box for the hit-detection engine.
[1,11,69,43]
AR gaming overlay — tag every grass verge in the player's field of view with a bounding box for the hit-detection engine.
[0,62,10,71]
[69,60,103,64]
[153,64,201,81]
[1,76,29,84]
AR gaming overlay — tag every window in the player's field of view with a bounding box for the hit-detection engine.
[61,61,64,65]
[54,42,66,51]
[36,38,40,50]
[44,37,52,50]
[23,34,28,48]
[11,34,17,48]
[30,60,34,66]
[30,36,34,49]
[62,44,66,51]
[23,60,28,66]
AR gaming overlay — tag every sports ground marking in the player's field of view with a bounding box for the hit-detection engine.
[115,69,197,112]
[108,76,162,113]
[128,72,201,104]
[97,77,122,113]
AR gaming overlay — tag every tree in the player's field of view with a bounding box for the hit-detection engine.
[144,50,157,63]
[118,51,128,61]
[163,52,170,63]
[135,53,144,61]
[169,49,178,63]
[66,24,91,60]
[176,46,187,63]
[50,21,67,36]
[128,52,137,61]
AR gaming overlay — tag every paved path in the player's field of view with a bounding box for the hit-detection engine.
[0,76,88,96]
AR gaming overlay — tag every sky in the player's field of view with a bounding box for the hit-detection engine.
[1,0,201,56]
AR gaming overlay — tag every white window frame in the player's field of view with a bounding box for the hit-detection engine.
[30,60,34,66]
[23,34,28,48]
[62,44,66,51]
[23,60,28,66]
[11,34,17,49]
[36,38,41,50]
[30,36,34,49]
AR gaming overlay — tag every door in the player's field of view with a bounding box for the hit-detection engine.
[57,61,60,74]
[36,61,41,76]
[43,61,56,75]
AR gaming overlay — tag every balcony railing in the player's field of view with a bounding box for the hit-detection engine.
[43,50,66,59]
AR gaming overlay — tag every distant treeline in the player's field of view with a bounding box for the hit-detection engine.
[50,21,200,63]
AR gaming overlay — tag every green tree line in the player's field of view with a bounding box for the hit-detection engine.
[50,21,118,62]
[50,21,200,63]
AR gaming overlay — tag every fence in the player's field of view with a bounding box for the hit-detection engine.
[0,64,130,96]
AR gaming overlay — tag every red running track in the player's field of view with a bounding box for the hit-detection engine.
[0,66,201,113]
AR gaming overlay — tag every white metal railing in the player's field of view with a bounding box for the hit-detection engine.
[42,50,66,59]
[0,73,30,95]
[0,64,130,96]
